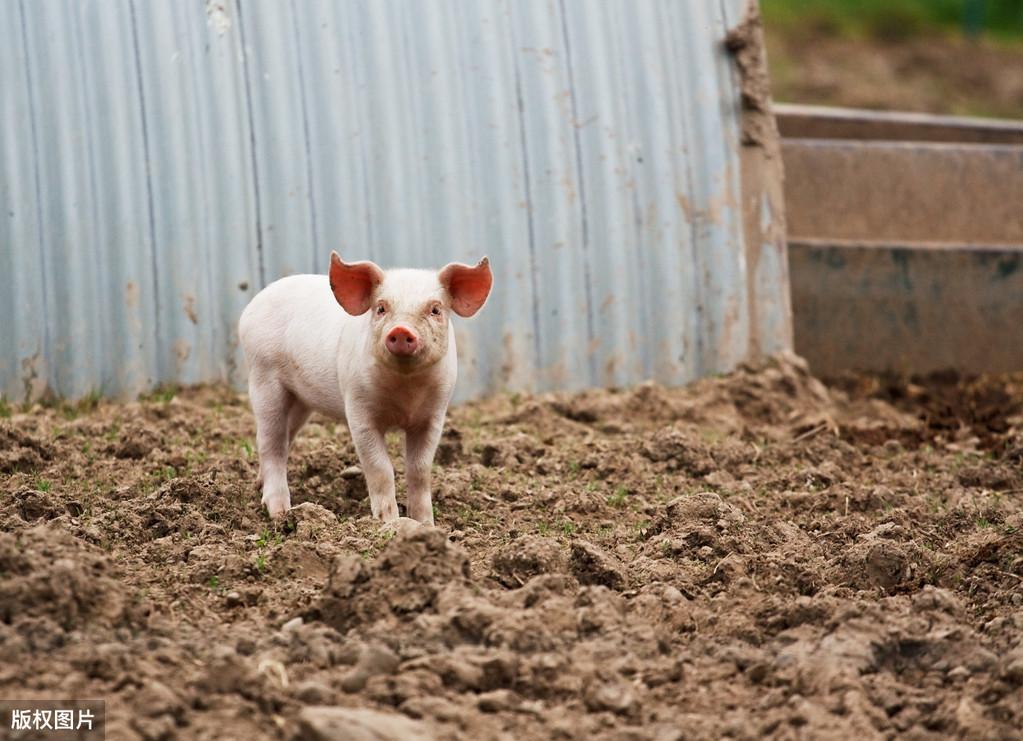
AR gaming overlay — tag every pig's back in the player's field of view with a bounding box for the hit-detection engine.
[239,274,351,418]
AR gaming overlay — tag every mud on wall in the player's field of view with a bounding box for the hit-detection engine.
[0,0,789,403]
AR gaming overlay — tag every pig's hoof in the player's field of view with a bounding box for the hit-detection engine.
[263,498,291,520]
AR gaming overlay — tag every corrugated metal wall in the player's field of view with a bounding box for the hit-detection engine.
[1,0,789,404]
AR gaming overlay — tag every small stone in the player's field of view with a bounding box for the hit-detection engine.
[477,689,517,713]
[340,466,362,480]
[288,502,338,530]
[282,616,304,632]
[297,706,432,741]
[946,666,970,681]
[661,586,685,604]
[380,517,422,538]
[339,668,370,694]
[135,679,182,717]
[583,679,636,715]
[294,680,334,704]
[225,591,244,608]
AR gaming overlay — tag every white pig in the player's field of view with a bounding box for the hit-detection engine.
[238,252,493,524]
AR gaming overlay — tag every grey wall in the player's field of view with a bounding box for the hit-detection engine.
[1,0,789,403]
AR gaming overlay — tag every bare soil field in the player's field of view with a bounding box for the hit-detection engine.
[767,30,1023,119]
[2,354,1023,739]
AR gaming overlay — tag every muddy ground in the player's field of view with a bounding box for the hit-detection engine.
[766,29,1023,119]
[2,354,1023,739]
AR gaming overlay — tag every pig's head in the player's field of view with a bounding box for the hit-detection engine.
[328,252,492,373]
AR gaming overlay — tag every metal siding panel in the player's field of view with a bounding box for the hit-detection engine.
[0,0,48,403]
[134,1,206,386]
[299,2,371,271]
[239,0,316,280]
[448,1,536,396]
[77,1,161,399]
[564,1,633,388]
[25,1,105,400]
[511,2,591,393]
[3,0,789,402]
[617,3,698,386]
[676,1,750,376]
[192,0,263,388]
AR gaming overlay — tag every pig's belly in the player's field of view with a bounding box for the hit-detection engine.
[280,358,347,422]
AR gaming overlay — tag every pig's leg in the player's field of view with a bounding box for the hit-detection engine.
[287,401,312,448]
[348,420,399,522]
[404,419,443,525]
[249,372,293,518]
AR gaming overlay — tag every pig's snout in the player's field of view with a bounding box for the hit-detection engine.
[385,325,419,356]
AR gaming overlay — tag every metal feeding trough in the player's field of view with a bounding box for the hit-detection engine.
[778,103,1023,377]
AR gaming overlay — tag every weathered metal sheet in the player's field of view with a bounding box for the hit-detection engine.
[791,240,1023,376]
[2,0,788,403]
[782,118,1023,376]
[784,139,1023,245]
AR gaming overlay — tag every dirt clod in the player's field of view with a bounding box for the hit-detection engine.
[0,525,135,631]
[569,540,627,590]
[315,527,470,634]
[490,535,566,587]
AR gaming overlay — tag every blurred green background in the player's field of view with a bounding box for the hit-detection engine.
[763,0,1023,40]
[762,0,1023,118]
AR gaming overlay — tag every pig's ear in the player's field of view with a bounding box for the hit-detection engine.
[329,251,384,316]
[439,257,493,317]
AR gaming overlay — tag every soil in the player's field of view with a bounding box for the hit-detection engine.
[2,353,1023,739]
[766,29,1023,119]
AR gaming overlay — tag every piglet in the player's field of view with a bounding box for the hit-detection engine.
[238,252,492,524]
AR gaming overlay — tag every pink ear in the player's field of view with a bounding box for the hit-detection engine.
[328,252,384,316]
[439,257,493,317]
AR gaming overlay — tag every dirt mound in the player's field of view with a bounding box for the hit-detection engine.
[696,352,836,431]
[528,353,838,440]
[0,525,136,633]
[314,527,471,633]
[0,420,52,474]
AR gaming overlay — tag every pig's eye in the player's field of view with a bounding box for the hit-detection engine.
[375,304,386,315]
[430,306,441,316]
